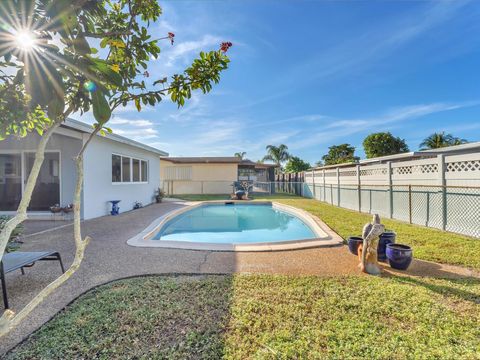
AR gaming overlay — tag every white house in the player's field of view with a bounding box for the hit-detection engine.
[0,118,167,220]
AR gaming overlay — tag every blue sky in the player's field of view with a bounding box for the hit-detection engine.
[77,0,480,164]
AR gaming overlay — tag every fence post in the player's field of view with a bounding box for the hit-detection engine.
[438,154,447,230]
[408,184,412,224]
[336,167,341,206]
[330,184,333,204]
[323,169,326,202]
[312,170,316,199]
[356,164,361,212]
[387,161,393,219]
[301,172,304,197]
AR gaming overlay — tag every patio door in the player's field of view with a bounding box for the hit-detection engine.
[25,152,60,211]
[0,154,22,211]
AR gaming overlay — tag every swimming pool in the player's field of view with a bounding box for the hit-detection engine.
[154,203,316,243]
[127,201,342,251]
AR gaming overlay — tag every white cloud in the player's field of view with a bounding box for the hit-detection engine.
[110,117,153,127]
[164,34,222,68]
[288,101,480,149]
[114,128,158,140]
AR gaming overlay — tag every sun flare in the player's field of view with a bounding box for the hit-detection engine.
[14,30,37,51]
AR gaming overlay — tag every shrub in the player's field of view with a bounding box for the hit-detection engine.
[0,216,24,252]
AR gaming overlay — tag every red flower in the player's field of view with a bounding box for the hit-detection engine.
[168,32,175,45]
[220,41,233,53]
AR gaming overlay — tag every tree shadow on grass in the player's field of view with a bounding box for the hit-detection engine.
[390,275,480,305]
[381,258,479,279]
[379,258,480,305]
[5,274,235,360]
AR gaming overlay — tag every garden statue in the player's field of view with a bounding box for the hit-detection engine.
[358,214,385,275]
[231,181,251,200]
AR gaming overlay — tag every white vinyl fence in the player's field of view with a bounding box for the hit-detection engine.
[304,153,480,238]
[160,153,480,238]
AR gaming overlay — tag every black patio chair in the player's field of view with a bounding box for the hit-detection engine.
[1,251,65,309]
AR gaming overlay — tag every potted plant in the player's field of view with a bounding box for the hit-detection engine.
[0,216,23,252]
[378,230,396,262]
[155,188,165,203]
[386,243,413,270]
[347,236,363,255]
[50,204,62,213]
[62,204,74,213]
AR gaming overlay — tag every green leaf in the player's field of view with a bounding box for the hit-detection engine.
[47,96,64,120]
[72,35,91,55]
[13,69,24,84]
[88,58,122,87]
[134,98,141,112]
[92,90,111,124]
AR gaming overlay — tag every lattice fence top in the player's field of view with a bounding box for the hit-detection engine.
[360,168,387,176]
[393,163,438,175]
[340,170,357,177]
[305,153,480,187]
[446,160,480,172]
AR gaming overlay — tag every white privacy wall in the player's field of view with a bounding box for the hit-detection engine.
[304,153,480,238]
[82,135,161,219]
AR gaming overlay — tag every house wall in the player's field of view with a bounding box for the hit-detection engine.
[0,131,82,214]
[82,135,161,219]
[159,161,237,194]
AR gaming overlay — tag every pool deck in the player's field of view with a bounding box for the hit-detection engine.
[1,200,478,355]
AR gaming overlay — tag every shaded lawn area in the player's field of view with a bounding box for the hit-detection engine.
[175,194,480,270]
[8,275,480,359]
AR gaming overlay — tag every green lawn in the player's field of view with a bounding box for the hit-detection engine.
[8,275,480,359]
[174,194,480,270]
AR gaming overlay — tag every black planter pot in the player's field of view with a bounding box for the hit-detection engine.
[386,244,413,270]
[378,232,396,262]
[347,236,363,255]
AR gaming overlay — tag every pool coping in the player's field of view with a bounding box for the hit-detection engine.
[126,200,343,251]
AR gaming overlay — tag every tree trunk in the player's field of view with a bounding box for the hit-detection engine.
[0,127,98,336]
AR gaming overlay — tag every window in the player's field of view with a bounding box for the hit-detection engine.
[112,155,121,182]
[112,154,148,183]
[122,157,131,182]
[141,160,148,182]
[132,159,140,182]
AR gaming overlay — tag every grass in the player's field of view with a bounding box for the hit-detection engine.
[8,274,480,359]
[174,193,480,270]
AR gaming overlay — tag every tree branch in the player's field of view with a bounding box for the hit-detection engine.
[82,30,132,38]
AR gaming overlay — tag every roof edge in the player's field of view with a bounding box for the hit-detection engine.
[61,118,168,156]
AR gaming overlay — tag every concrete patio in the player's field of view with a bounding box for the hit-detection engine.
[1,200,478,355]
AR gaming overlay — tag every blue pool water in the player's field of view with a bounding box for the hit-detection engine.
[153,203,317,244]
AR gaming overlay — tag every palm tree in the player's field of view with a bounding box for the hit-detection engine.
[419,132,468,150]
[234,152,246,160]
[263,144,290,168]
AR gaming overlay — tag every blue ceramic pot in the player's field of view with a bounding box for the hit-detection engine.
[386,244,413,270]
[347,236,363,255]
[378,232,396,262]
